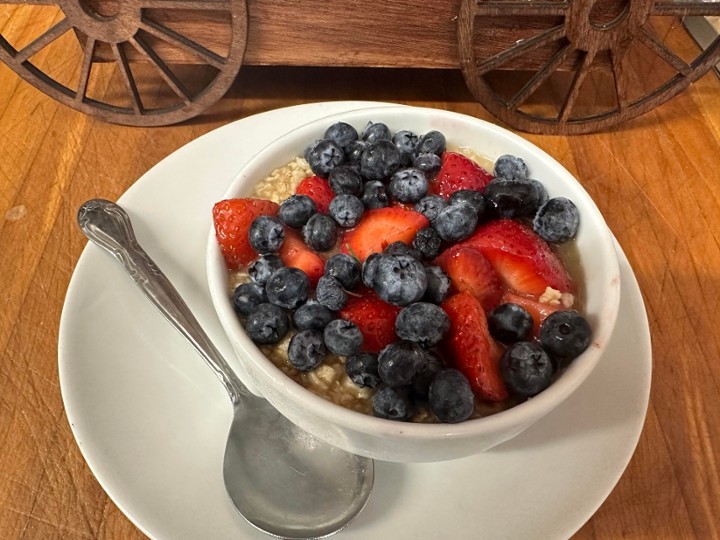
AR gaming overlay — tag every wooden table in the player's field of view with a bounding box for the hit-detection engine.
[2,25,720,540]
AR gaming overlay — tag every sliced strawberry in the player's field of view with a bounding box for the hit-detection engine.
[499,291,562,337]
[278,229,324,287]
[296,175,334,213]
[340,207,429,262]
[213,198,280,269]
[429,152,494,199]
[462,219,573,296]
[434,245,502,311]
[442,291,508,401]
[339,288,402,353]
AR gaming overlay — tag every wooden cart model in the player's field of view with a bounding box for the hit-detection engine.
[1,0,719,133]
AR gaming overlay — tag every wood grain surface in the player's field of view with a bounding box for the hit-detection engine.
[2,15,720,540]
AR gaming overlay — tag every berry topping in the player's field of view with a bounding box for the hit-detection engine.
[296,175,335,214]
[423,265,452,304]
[388,167,429,203]
[324,319,364,356]
[372,386,412,421]
[414,130,446,157]
[306,139,345,177]
[249,216,285,254]
[441,291,508,401]
[487,303,534,344]
[414,195,447,222]
[361,252,382,288]
[265,267,310,310]
[324,122,358,149]
[329,194,365,228]
[245,303,290,345]
[448,189,486,216]
[361,121,391,143]
[411,351,443,399]
[395,302,450,348]
[360,180,390,210]
[248,254,284,286]
[341,206,429,262]
[413,153,442,178]
[293,300,336,332]
[499,342,553,397]
[302,213,339,252]
[213,198,280,269]
[316,275,348,311]
[371,254,428,306]
[429,369,475,423]
[338,288,402,353]
[434,245,502,311]
[392,130,419,156]
[345,140,366,164]
[378,340,425,387]
[278,194,316,229]
[325,253,361,290]
[383,241,421,260]
[346,353,382,388]
[288,330,328,371]
[413,227,442,259]
[533,197,580,243]
[433,203,478,242]
[231,282,267,317]
[328,165,363,195]
[360,139,404,181]
[493,154,529,181]
[539,310,592,363]
[430,152,494,198]
[278,229,324,287]
[483,177,546,219]
[499,291,562,336]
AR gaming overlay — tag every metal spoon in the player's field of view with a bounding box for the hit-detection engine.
[77,199,374,539]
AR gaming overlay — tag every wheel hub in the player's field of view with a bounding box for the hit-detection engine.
[566,0,653,51]
[60,0,140,43]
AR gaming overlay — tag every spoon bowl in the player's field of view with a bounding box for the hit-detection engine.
[77,198,373,539]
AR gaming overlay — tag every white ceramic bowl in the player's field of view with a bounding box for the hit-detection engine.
[207,105,621,463]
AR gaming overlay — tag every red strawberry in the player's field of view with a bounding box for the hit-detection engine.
[278,229,324,287]
[434,245,503,311]
[499,291,562,336]
[442,291,508,401]
[212,198,279,269]
[429,152,494,198]
[296,175,334,213]
[340,207,429,262]
[462,219,573,296]
[339,288,402,353]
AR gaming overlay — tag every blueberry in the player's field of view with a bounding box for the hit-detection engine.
[231,282,267,317]
[392,129,418,155]
[362,252,383,288]
[329,194,364,228]
[494,154,529,181]
[316,275,348,311]
[433,203,478,242]
[539,310,592,363]
[306,139,344,177]
[412,227,442,259]
[388,167,429,203]
[488,303,533,344]
[414,195,447,222]
[323,319,364,356]
[244,303,289,344]
[248,254,284,286]
[324,253,361,290]
[383,241,421,260]
[500,342,553,397]
[293,300,336,332]
[533,197,580,243]
[423,265,451,304]
[345,140,366,164]
[279,194,316,229]
[249,216,285,254]
[328,165,363,195]
[372,255,427,306]
[346,353,381,388]
[360,180,389,210]
[324,122,358,150]
[413,153,442,178]
[302,213,338,252]
[288,330,328,371]
[428,369,474,423]
[412,351,443,399]
[361,121,391,143]
[483,177,545,219]
[414,130,446,157]
[265,267,309,310]
[372,386,412,421]
[360,139,404,181]
[378,340,424,387]
[395,302,450,347]
[448,189,486,217]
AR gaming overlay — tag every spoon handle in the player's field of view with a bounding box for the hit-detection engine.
[77,199,246,405]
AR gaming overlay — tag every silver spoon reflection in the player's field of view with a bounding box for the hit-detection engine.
[77,199,374,539]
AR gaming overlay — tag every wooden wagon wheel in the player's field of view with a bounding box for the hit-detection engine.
[458,0,720,134]
[0,0,247,126]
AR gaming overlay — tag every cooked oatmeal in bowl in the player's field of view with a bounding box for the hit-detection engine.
[207,105,620,462]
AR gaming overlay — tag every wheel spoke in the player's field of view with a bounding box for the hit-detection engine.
[475,24,566,75]
[139,16,225,69]
[509,43,573,109]
[610,43,631,112]
[141,0,231,10]
[472,1,568,17]
[652,1,720,16]
[14,17,72,62]
[75,37,95,102]
[636,27,691,76]
[129,34,192,104]
[559,49,595,122]
[111,42,143,113]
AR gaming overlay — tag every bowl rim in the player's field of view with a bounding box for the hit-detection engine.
[207,104,621,441]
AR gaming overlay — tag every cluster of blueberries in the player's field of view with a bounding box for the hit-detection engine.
[232,120,589,423]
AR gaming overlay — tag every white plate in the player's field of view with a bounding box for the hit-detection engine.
[59,101,651,540]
